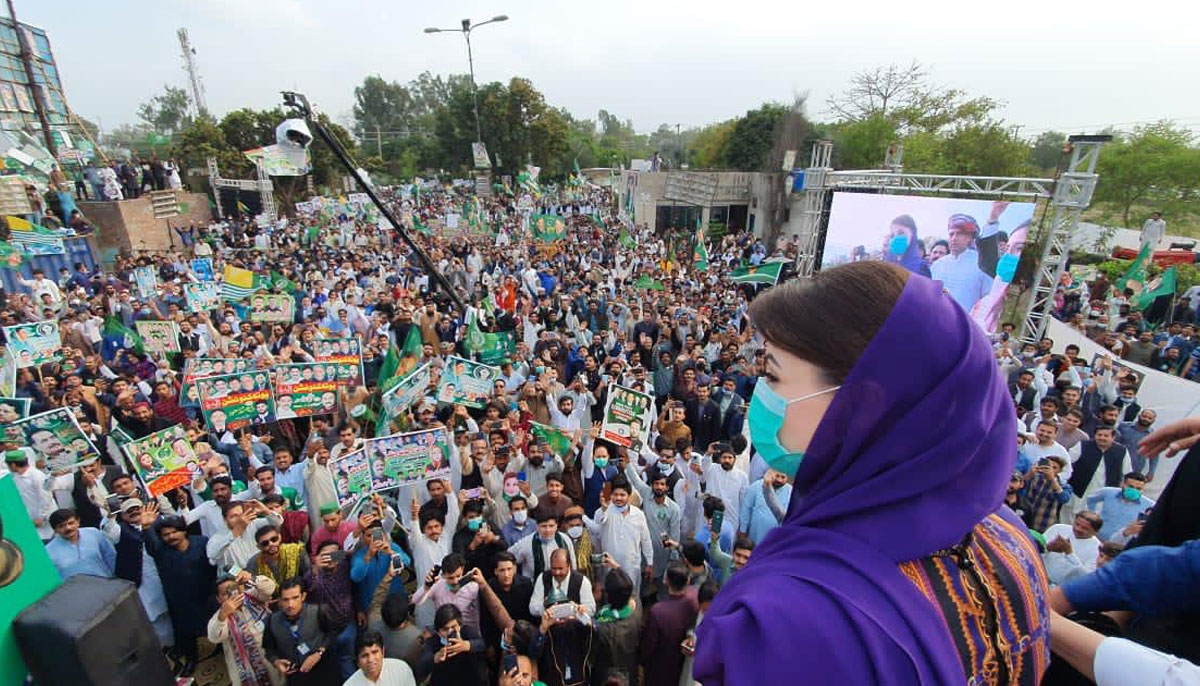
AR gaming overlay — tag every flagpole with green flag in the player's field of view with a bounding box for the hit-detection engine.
[1133,266,1177,313]
[102,316,144,354]
[1118,242,1153,292]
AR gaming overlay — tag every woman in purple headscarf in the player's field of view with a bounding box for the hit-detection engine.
[694,261,1051,685]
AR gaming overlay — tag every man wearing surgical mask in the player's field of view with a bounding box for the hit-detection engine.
[580,426,617,517]
[1086,472,1156,541]
[591,477,654,595]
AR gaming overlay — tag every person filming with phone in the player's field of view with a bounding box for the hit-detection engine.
[415,604,488,686]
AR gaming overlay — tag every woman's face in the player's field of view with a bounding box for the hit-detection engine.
[762,343,839,455]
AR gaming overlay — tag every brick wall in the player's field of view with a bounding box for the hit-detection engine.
[78,191,211,263]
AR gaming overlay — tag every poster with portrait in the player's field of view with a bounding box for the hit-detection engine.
[133,266,158,299]
[0,348,16,397]
[364,427,451,492]
[314,337,364,389]
[180,358,254,408]
[195,371,276,432]
[0,395,30,444]
[380,363,432,428]
[330,448,372,511]
[191,257,215,282]
[435,356,499,409]
[3,320,61,368]
[600,384,654,450]
[821,193,1037,332]
[273,363,338,419]
[10,408,101,472]
[135,320,181,354]
[249,293,295,323]
[185,282,221,313]
[1090,352,1146,392]
[124,425,200,497]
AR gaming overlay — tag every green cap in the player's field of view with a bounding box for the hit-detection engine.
[4,450,27,462]
[319,502,340,516]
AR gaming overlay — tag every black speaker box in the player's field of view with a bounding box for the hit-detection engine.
[13,574,175,686]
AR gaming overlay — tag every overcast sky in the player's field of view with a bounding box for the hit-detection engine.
[22,0,1200,140]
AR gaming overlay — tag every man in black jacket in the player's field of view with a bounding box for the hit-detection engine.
[684,383,722,452]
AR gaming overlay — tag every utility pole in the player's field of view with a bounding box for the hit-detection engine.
[6,0,55,155]
[376,124,382,158]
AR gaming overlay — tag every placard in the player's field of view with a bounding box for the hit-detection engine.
[314,338,364,389]
[125,425,199,497]
[10,408,101,472]
[436,356,499,409]
[0,395,30,444]
[135,320,181,354]
[273,363,338,419]
[191,257,215,281]
[249,293,295,322]
[196,371,276,432]
[600,384,654,450]
[133,266,158,299]
[379,363,432,431]
[184,282,221,312]
[181,358,254,408]
[330,448,371,511]
[3,320,61,368]
[365,427,451,491]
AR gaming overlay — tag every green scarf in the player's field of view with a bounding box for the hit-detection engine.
[595,603,633,623]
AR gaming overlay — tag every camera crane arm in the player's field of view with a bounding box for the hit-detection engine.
[281,90,467,315]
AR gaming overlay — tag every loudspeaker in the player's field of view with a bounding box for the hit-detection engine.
[13,575,174,686]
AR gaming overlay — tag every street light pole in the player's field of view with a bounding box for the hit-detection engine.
[424,15,508,147]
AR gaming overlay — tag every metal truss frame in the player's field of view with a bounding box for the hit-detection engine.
[207,157,275,220]
[791,140,1106,344]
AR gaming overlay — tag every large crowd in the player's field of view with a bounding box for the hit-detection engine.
[5,177,1200,686]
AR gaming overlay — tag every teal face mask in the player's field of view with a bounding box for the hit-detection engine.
[748,379,840,478]
[1122,486,1141,502]
[593,457,609,469]
[996,253,1019,282]
[889,234,910,256]
[466,517,483,531]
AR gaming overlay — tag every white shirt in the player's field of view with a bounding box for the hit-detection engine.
[343,658,417,686]
[1094,636,1200,686]
[590,504,653,581]
[8,465,54,539]
[1025,440,1073,482]
[703,462,748,532]
[508,533,576,579]
[183,498,228,538]
[929,249,991,312]
[205,514,282,570]
[1140,218,1166,246]
[529,571,596,618]
[1066,443,1131,511]
[1040,523,1101,586]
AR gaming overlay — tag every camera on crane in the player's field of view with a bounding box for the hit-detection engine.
[276,119,312,149]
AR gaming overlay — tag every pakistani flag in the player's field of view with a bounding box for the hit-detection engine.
[414,217,431,235]
[1118,242,1153,292]
[269,270,297,294]
[1133,266,1177,311]
[102,316,144,356]
[531,423,574,460]
[221,265,265,302]
[377,344,402,394]
[397,324,424,376]
[730,262,783,285]
[463,308,487,357]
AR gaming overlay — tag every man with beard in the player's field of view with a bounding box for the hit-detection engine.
[1118,409,1160,481]
[737,468,792,544]
[147,514,217,676]
[698,442,748,533]
[183,474,238,537]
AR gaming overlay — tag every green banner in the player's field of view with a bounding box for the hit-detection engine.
[195,371,276,432]
[273,363,339,419]
[3,321,61,368]
[600,384,654,451]
[478,331,516,365]
[125,425,199,497]
[529,213,567,242]
[314,338,365,389]
[436,356,500,409]
[10,407,102,473]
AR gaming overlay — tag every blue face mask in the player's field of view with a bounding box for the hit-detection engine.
[888,234,909,256]
[995,253,1019,282]
[1122,486,1141,502]
[748,379,841,478]
[593,457,609,469]
[466,517,482,531]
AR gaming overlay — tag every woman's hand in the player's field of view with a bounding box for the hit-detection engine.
[1139,417,1200,458]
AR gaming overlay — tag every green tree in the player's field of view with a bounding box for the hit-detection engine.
[1030,131,1067,172]
[833,115,897,169]
[689,120,735,169]
[137,85,192,134]
[723,103,787,171]
[1093,122,1200,227]
[826,61,996,135]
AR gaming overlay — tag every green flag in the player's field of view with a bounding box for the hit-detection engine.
[270,271,297,294]
[414,217,431,235]
[730,262,782,285]
[634,274,664,291]
[619,231,636,250]
[1118,242,1153,292]
[573,157,582,175]
[693,220,709,272]
[1133,266,1176,311]
[102,316,144,354]
[464,309,486,356]
[378,344,402,394]
[531,422,574,460]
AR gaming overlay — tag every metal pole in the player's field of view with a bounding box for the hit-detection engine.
[464,27,482,143]
[6,0,56,156]
[375,124,382,158]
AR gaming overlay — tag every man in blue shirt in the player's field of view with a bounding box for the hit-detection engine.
[739,471,791,544]
[45,508,116,579]
[349,523,411,616]
[1086,472,1156,541]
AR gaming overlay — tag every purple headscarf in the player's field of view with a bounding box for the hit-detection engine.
[695,272,1016,684]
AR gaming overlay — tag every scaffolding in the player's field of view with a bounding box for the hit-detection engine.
[791,137,1107,344]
